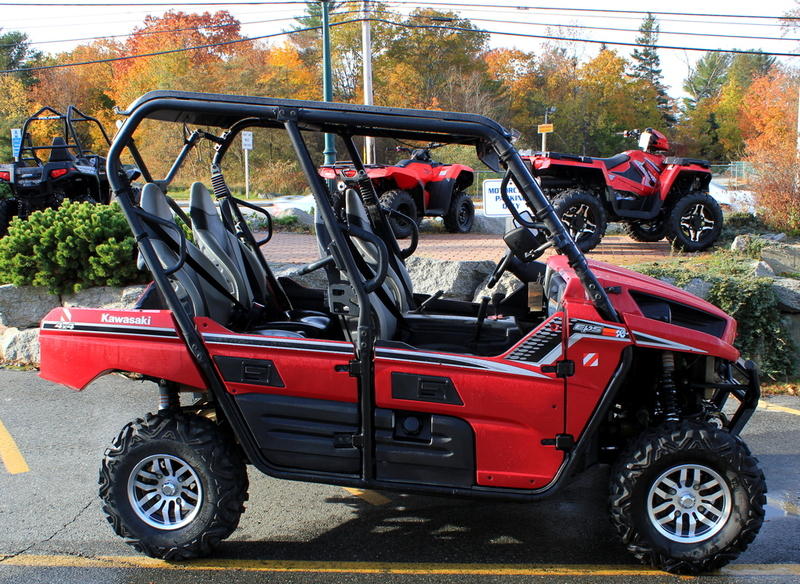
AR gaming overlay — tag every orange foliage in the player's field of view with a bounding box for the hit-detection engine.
[741,70,800,231]
[260,43,320,101]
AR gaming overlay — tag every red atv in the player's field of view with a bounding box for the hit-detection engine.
[319,143,475,238]
[39,92,764,573]
[524,129,722,253]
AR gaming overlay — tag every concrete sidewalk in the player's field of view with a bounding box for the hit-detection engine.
[263,231,673,266]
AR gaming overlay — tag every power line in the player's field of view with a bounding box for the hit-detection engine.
[421,14,798,44]
[388,2,796,21]
[2,16,798,76]
[4,6,795,52]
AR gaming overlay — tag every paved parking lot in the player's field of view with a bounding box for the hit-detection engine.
[264,231,673,265]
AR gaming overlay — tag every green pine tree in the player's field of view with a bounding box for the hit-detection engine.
[630,14,675,127]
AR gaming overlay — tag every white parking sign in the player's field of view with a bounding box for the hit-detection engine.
[482,179,529,217]
[11,129,22,160]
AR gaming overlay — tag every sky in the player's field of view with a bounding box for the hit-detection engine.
[1,0,798,101]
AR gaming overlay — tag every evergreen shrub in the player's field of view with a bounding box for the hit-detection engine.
[0,201,146,294]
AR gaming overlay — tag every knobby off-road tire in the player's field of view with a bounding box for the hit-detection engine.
[609,420,766,574]
[99,411,249,560]
[624,217,668,243]
[443,191,475,233]
[552,189,607,253]
[666,191,723,252]
[380,188,419,239]
[0,198,17,237]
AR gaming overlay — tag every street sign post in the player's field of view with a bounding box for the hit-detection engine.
[241,131,253,198]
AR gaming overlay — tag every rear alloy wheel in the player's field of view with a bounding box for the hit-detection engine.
[443,191,475,233]
[99,411,249,560]
[552,190,607,252]
[667,191,723,252]
[380,188,419,239]
[609,420,766,574]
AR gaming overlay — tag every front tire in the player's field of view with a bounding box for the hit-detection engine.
[609,420,766,574]
[552,190,607,252]
[443,191,475,233]
[99,411,249,560]
[666,191,723,252]
[380,188,418,239]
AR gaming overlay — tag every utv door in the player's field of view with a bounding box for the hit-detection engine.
[372,312,569,491]
[202,321,362,475]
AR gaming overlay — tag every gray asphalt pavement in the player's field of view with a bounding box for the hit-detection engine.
[0,370,798,584]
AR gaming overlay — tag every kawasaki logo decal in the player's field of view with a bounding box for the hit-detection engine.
[100,313,152,326]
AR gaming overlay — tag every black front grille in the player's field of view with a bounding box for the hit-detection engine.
[630,290,727,339]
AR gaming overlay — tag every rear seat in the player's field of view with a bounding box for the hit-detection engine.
[188,182,335,338]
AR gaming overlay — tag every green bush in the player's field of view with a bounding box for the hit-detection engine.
[633,254,796,380]
[0,201,147,294]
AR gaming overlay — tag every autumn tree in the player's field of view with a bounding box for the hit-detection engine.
[108,10,249,107]
[677,50,776,160]
[376,9,490,110]
[740,69,800,230]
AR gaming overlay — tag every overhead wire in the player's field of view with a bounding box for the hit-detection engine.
[0,9,797,74]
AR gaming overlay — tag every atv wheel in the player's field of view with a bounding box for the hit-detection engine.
[99,411,248,560]
[444,191,475,233]
[552,190,607,252]
[609,420,766,574]
[666,191,723,252]
[380,189,419,239]
[0,198,18,237]
[625,218,668,243]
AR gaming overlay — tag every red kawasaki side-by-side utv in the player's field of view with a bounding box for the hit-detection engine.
[39,92,764,574]
[523,129,722,253]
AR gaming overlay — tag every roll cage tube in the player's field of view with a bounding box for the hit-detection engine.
[496,144,619,323]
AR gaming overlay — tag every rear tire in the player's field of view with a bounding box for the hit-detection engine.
[552,189,607,252]
[609,420,766,574]
[0,198,17,237]
[666,191,723,252]
[380,188,418,239]
[99,411,249,560]
[625,217,668,243]
[443,191,475,233]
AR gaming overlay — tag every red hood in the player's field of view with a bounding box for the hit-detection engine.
[547,255,738,353]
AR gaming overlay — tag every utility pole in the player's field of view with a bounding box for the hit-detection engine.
[362,0,375,164]
[541,107,555,152]
[322,0,336,165]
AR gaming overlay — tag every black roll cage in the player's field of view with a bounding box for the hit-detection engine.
[106,90,622,500]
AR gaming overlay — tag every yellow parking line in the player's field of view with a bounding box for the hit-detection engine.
[1,556,799,576]
[759,400,800,416]
[343,487,391,506]
[0,418,29,475]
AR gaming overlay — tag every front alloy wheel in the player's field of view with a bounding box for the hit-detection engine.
[646,464,731,544]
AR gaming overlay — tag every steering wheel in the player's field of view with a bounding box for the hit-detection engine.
[487,249,515,288]
[487,237,554,288]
